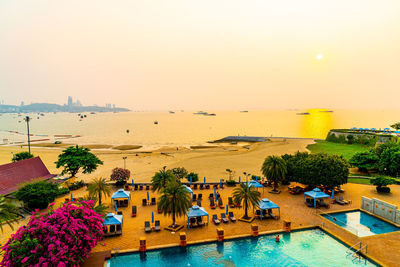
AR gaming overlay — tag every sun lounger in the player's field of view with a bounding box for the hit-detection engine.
[199,184,204,190]
[132,206,137,217]
[319,199,329,208]
[146,185,150,190]
[218,198,224,209]
[117,211,123,215]
[205,184,210,189]
[228,197,235,208]
[139,185,143,190]
[228,212,236,222]
[197,216,205,226]
[190,217,198,228]
[194,184,198,190]
[212,214,220,225]
[142,199,147,206]
[192,194,197,202]
[220,213,229,223]
[197,199,202,207]
[155,220,161,231]
[151,197,156,205]
[209,193,214,199]
[144,221,151,233]
[134,184,138,190]
[198,193,202,200]
[210,198,216,209]
[335,196,349,205]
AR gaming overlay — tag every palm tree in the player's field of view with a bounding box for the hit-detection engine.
[0,196,19,232]
[157,181,191,228]
[232,183,261,219]
[88,178,112,205]
[261,155,287,192]
[151,167,176,192]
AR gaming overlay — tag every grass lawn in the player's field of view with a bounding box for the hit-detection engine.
[307,140,371,161]
[348,177,371,184]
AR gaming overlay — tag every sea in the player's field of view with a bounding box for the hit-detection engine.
[0,109,399,149]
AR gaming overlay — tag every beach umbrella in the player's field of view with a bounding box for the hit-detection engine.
[204,177,206,184]
[70,193,73,201]
[152,212,154,223]
[114,201,117,212]
[214,187,217,201]
[238,176,241,183]
[331,190,335,200]
[190,176,192,185]
[132,179,134,187]
[220,179,222,188]
[147,191,149,201]
[226,204,229,215]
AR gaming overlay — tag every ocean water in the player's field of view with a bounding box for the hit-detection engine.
[1,109,399,147]
[108,229,377,267]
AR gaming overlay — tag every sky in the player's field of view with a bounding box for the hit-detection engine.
[0,0,400,110]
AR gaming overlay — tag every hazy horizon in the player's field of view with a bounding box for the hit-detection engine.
[1,1,399,110]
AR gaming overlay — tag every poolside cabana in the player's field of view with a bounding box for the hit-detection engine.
[244,180,264,194]
[257,198,280,220]
[304,188,330,208]
[111,189,131,207]
[184,185,193,195]
[186,205,209,228]
[104,213,123,235]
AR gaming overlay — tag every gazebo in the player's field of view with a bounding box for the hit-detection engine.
[304,188,330,208]
[104,213,123,235]
[257,198,280,220]
[111,189,131,207]
[244,180,264,194]
[186,205,209,228]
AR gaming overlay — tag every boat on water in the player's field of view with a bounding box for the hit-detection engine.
[205,113,216,116]
[296,112,310,115]
[90,112,96,114]
[193,111,208,115]
[169,111,175,114]
[319,110,334,113]
[154,121,158,125]
[240,110,248,113]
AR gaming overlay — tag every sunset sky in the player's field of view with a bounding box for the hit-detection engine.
[1,0,399,110]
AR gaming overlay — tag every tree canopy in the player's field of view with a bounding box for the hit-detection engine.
[170,167,188,180]
[12,152,34,162]
[261,156,287,191]
[15,181,60,210]
[349,151,379,172]
[232,183,260,219]
[151,168,176,192]
[110,167,130,185]
[186,172,199,182]
[55,146,103,177]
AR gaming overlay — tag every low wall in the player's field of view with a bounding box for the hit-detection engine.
[361,197,398,223]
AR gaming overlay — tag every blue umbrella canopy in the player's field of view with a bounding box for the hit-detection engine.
[104,213,123,226]
[184,185,193,194]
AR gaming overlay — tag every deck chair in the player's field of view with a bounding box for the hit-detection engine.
[117,211,123,215]
[134,184,138,190]
[132,206,137,217]
[199,184,204,190]
[146,185,150,190]
[228,197,235,208]
[218,198,224,209]
[220,213,229,223]
[192,194,197,202]
[190,217,198,228]
[151,197,156,205]
[142,199,147,206]
[197,199,202,207]
[144,221,151,233]
[228,212,236,222]
[210,198,216,209]
[197,216,205,226]
[212,214,220,225]
[198,193,202,200]
[209,193,214,199]
[155,220,161,231]
[205,184,210,189]
[139,185,143,190]
[193,184,198,190]
[319,199,329,208]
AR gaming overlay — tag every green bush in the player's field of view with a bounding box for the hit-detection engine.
[15,181,60,210]
[377,186,390,193]
[11,152,34,162]
[226,179,236,186]
[186,172,199,182]
[346,134,355,144]
[68,180,86,191]
[349,151,379,172]
[57,187,70,195]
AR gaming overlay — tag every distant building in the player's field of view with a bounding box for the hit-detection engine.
[68,96,73,106]
[20,101,24,106]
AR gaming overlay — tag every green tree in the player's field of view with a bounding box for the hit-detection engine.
[0,196,20,232]
[378,146,400,176]
[261,156,287,192]
[232,183,261,219]
[157,181,191,228]
[370,176,395,193]
[110,167,130,186]
[390,122,400,130]
[11,152,34,162]
[151,167,176,192]
[171,167,188,180]
[88,177,112,205]
[185,172,199,183]
[55,145,103,177]
[374,142,399,158]
[15,181,60,210]
[349,151,379,173]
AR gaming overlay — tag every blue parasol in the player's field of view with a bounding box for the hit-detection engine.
[152,212,154,223]
[114,200,117,212]
[204,177,206,184]
[214,187,217,201]
[132,179,134,187]
[220,179,222,188]
[70,192,73,201]
[239,176,241,183]
[147,191,149,201]
[226,204,229,215]
[190,175,192,185]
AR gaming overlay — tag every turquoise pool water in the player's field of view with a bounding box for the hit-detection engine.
[108,229,376,267]
[322,210,399,237]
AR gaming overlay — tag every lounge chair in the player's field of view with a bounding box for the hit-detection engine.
[197,216,205,226]
[134,184,138,190]
[151,197,156,205]
[190,217,198,228]
[209,193,214,199]
[228,197,235,208]
[335,196,349,205]
[220,213,229,223]
[146,185,150,190]
[139,185,143,190]
[198,193,202,200]
[212,214,220,225]
[197,199,202,207]
[199,184,204,190]
[218,198,224,209]
[117,211,123,215]
[205,184,210,189]
[228,212,236,222]
[144,221,151,233]
[142,199,147,206]
[123,199,129,207]
[132,206,137,217]
[194,184,198,190]
[210,198,216,209]
[319,199,329,208]
[192,194,197,202]
[155,220,161,231]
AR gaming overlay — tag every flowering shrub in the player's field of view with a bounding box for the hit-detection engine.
[1,200,104,267]
[110,167,130,185]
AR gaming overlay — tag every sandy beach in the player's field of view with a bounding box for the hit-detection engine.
[0,138,314,183]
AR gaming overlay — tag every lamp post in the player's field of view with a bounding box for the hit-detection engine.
[123,156,127,169]
[24,116,31,154]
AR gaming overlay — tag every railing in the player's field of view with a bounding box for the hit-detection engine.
[348,243,368,265]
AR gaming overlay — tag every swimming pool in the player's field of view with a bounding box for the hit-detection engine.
[107,229,377,266]
[322,210,399,237]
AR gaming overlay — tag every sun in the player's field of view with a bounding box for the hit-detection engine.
[316,53,324,60]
